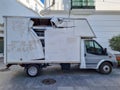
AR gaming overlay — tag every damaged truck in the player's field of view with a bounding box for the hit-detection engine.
[4,16,117,77]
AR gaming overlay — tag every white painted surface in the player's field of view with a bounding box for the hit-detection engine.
[45,0,120,11]
[74,19,95,37]
[45,29,80,62]
[80,39,86,68]
[45,0,70,10]
[5,17,44,63]
[18,0,44,15]
[0,0,40,24]
[50,18,95,37]
[45,18,95,63]
[96,0,120,11]
[4,16,95,63]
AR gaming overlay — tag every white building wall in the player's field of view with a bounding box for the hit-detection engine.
[18,0,44,15]
[45,0,120,11]
[45,0,70,10]
[96,0,120,10]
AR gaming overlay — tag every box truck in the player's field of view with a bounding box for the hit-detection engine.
[4,16,117,77]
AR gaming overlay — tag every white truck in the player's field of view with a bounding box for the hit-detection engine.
[4,16,117,77]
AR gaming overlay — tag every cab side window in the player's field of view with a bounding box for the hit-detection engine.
[85,40,103,55]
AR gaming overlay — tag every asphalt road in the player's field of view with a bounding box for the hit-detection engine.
[0,59,120,90]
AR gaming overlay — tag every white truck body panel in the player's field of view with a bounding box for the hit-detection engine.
[80,39,86,68]
[4,17,44,63]
[74,20,95,37]
[45,29,81,63]
[4,16,95,64]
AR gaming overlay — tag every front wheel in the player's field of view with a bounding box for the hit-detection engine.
[99,62,112,74]
[25,64,40,77]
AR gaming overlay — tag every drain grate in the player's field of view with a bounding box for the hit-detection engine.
[42,78,56,85]
[0,68,10,72]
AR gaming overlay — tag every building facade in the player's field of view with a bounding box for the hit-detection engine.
[45,0,120,11]
[43,0,120,54]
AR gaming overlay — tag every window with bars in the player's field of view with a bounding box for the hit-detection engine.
[71,0,95,9]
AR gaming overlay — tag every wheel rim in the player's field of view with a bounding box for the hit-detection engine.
[28,66,38,76]
[103,65,110,73]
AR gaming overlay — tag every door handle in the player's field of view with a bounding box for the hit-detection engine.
[84,53,86,57]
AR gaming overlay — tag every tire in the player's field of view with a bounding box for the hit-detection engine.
[25,64,39,77]
[99,62,112,74]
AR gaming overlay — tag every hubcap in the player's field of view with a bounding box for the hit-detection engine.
[28,66,38,76]
[103,65,110,73]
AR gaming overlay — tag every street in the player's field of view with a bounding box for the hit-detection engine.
[0,59,120,90]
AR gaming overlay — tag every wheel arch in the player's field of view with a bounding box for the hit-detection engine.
[96,60,113,69]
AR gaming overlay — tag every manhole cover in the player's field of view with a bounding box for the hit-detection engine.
[0,68,10,72]
[42,78,56,85]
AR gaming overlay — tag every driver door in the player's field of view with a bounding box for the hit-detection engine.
[85,40,106,68]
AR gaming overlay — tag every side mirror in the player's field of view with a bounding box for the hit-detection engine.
[104,48,108,55]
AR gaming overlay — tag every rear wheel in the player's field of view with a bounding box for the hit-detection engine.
[25,64,40,77]
[99,62,112,74]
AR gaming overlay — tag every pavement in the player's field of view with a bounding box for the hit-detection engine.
[0,59,120,90]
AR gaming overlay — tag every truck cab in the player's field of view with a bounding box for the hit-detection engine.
[83,39,117,74]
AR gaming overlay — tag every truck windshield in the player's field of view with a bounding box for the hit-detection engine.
[85,40,103,55]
